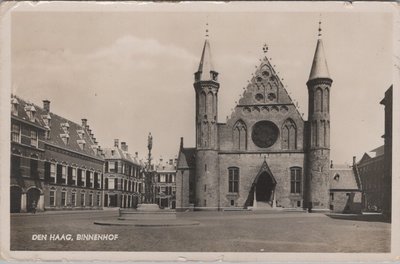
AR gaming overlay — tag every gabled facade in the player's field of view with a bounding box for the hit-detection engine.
[154,158,177,209]
[329,164,362,213]
[176,26,359,212]
[103,139,145,208]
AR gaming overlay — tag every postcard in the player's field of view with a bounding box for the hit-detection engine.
[0,1,398,262]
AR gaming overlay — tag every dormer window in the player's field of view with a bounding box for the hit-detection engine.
[334,174,340,181]
[77,129,85,140]
[61,133,69,145]
[77,139,86,150]
[25,105,36,122]
[61,122,70,134]
[42,114,51,127]
[11,98,19,116]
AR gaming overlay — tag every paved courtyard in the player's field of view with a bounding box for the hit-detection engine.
[10,210,390,252]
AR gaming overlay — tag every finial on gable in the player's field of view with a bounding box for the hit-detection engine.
[318,17,322,38]
[263,43,269,54]
[205,22,209,39]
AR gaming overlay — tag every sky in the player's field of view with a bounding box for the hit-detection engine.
[10,4,394,164]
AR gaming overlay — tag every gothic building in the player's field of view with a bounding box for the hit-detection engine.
[177,27,345,212]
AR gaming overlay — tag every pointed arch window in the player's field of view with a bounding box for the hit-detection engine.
[315,88,323,112]
[200,91,206,115]
[233,120,247,150]
[206,92,213,116]
[324,88,330,112]
[282,119,297,150]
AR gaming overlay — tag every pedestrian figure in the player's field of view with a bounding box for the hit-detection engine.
[31,200,37,214]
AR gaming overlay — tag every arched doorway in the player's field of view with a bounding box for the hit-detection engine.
[245,170,276,208]
[256,172,275,203]
[26,188,41,213]
[10,186,22,213]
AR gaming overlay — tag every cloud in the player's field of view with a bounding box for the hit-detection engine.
[12,35,201,158]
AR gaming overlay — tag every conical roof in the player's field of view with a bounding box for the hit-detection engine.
[196,39,216,81]
[308,39,330,81]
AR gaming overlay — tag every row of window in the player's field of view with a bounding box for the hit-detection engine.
[11,124,38,148]
[105,161,142,177]
[48,163,102,189]
[104,178,143,193]
[155,173,175,183]
[227,167,302,194]
[155,186,176,196]
[49,190,101,207]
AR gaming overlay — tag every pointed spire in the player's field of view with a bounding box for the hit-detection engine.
[308,20,331,81]
[194,21,219,82]
[197,38,215,78]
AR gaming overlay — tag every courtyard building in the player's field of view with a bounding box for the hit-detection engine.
[380,85,392,217]
[357,146,385,212]
[154,158,177,209]
[10,96,47,213]
[329,162,362,213]
[177,26,360,212]
[103,139,145,208]
[10,96,105,212]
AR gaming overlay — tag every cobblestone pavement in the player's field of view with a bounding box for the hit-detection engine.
[10,210,390,252]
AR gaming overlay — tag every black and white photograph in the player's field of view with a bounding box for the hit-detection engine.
[0,1,398,262]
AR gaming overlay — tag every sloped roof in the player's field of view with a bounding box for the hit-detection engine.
[103,147,141,166]
[196,39,215,81]
[12,96,46,129]
[308,38,331,81]
[371,145,384,157]
[13,95,103,160]
[177,147,196,170]
[329,167,359,190]
[155,161,176,172]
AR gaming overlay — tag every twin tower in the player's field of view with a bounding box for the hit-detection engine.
[190,27,332,211]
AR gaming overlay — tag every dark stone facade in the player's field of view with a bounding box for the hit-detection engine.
[10,96,105,212]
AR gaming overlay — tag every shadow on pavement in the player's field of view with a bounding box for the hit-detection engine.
[326,213,391,223]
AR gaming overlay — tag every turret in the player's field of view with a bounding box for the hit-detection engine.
[193,33,220,208]
[306,22,333,212]
[194,38,220,150]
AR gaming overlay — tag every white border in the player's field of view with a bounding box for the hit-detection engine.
[0,1,398,262]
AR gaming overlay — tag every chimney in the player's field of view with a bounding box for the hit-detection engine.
[114,139,119,148]
[169,159,173,165]
[180,137,184,149]
[353,156,356,165]
[81,119,87,128]
[121,142,128,151]
[135,152,138,158]
[43,100,50,112]
[330,160,333,169]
